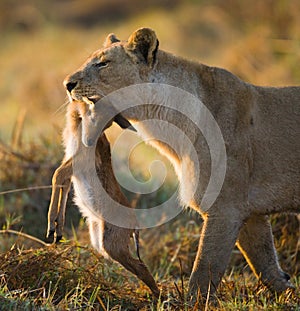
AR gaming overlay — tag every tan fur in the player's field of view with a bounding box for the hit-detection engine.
[63,28,300,298]
[46,101,159,297]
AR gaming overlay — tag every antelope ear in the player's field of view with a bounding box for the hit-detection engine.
[126,28,159,67]
[114,114,137,132]
[104,33,120,47]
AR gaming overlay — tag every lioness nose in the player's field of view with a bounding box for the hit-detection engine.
[65,81,77,93]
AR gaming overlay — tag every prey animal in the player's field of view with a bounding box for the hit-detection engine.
[46,100,159,297]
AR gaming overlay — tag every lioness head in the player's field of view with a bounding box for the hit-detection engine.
[64,29,160,145]
[64,28,159,103]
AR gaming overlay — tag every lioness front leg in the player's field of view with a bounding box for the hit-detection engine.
[237,214,294,292]
[46,158,72,243]
[188,210,242,299]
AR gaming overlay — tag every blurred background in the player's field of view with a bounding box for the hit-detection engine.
[0,0,299,270]
[1,0,300,141]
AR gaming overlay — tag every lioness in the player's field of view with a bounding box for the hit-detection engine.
[63,28,300,298]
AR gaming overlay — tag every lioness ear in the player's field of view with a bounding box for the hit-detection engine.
[127,28,159,67]
[104,33,120,47]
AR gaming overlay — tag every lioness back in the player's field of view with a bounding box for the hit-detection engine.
[248,86,300,213]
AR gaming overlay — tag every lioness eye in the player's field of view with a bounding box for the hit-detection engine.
[94,61,109,68]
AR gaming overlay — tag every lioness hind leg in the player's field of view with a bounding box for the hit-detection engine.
[188,211,242,299]
[237,214,294,292]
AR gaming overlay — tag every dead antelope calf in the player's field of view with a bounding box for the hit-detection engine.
[46,100,159,297]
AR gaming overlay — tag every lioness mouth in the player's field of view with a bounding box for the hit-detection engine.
[82,96,136,132]
[86,96,100,104]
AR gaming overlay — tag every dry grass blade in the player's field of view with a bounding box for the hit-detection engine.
[0,229,48,247]
[11,108,27,150]
[0,185,54,196]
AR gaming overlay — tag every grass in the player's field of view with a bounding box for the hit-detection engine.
[1,0,300,309]
[0,216,299,310]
